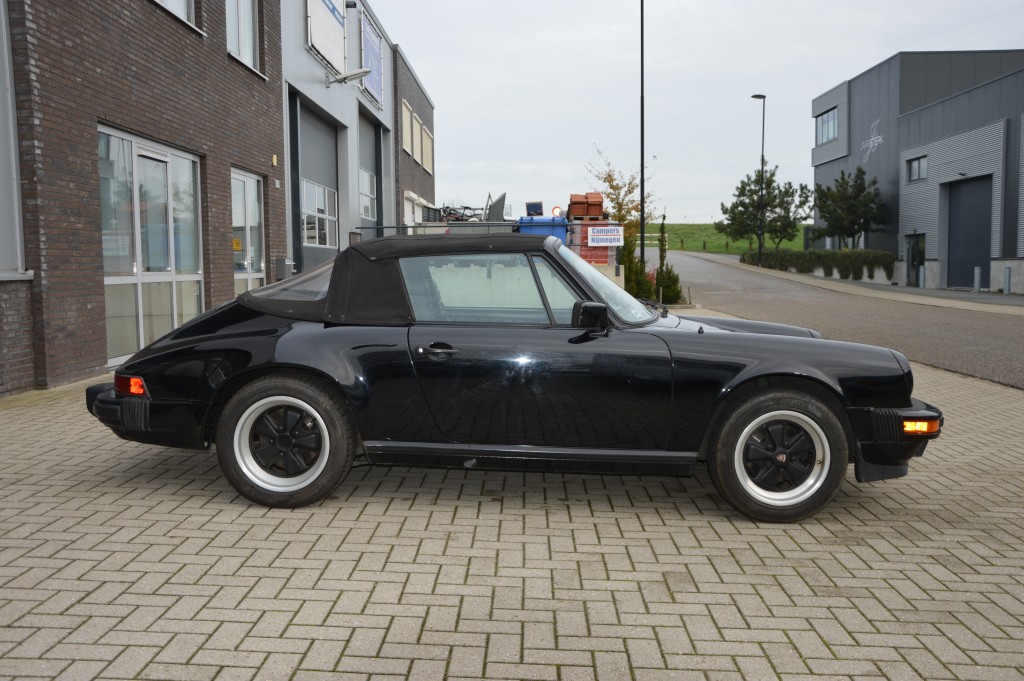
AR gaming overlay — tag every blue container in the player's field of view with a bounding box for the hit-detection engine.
[515,216,568,242]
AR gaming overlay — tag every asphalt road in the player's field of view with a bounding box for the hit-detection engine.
[668,250,1024,390]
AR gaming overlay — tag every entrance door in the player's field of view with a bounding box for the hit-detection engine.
[231,170,265,294]
[906,234,925,287]
[948,176,992,288]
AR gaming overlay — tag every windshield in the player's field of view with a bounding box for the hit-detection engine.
[556,244,656,324]
[247,257,333,302]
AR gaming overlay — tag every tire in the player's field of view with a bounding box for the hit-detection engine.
[215,375,355,508]
[708,389,849,523]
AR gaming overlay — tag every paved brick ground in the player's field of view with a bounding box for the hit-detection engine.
[0,363,1022,680]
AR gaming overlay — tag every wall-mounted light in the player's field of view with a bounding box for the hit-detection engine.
[326,67,371,88]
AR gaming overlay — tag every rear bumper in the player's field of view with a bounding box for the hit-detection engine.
[86,383,207,449]
[848,398,943,482]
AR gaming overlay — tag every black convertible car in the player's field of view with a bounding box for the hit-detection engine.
[87,234,942,522]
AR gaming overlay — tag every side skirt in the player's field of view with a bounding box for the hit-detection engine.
[362,441,698,477]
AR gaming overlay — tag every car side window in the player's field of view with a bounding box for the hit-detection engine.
[531,256,581,325]
[400,253,549,324]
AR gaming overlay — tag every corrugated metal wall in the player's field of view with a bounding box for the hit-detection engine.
[1020,113,1024,258]
[900,51,1024,115]
[898,119,1006,284]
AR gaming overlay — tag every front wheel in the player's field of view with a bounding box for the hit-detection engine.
[216,375,355,507]
[708,389,849,522]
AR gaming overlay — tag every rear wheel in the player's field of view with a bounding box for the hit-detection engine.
[708,389,848,522]
[216,375,354,507]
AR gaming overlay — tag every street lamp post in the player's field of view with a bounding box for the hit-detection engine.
[639,0,646,267]
[751,94,766,267]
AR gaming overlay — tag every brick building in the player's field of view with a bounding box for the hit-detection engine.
[394,45,436,226]
[0,0,287,395]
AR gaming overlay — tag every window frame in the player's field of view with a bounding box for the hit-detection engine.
[359,167,377,220]
[231,168,265,295]
[422,128,433,174]
[401,100,413,155]
[300,178,339,248]
[815,107,838,146]
[412,114,422,164]
[151,0,200,30]
[0,0,29,280]
[399,252,583,327]
[226,0,262,72]
[99,126,204,365]
[908,156,928,182]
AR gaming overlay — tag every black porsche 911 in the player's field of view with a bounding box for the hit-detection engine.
[87,233,942,522]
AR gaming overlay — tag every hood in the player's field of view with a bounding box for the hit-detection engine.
[676,315,821,339]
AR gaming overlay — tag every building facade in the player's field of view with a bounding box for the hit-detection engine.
[1,0,435,397]
[1,0,287,396]
[393,45,436,226]
[281,0,400,273]
[811,50,1024,292]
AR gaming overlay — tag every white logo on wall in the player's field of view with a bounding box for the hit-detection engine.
[861,119,883,163]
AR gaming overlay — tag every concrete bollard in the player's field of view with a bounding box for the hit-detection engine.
[1006,266,1013,295]
[973,266,981,292]
[918,265,926,289]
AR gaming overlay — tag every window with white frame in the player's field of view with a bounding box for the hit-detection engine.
[99,128,202,363]
[152,0,195,24]
[412,114,422,164]
[231,169,265,295]
[301,179,338,247]
[422,129,433,174]
[1,0,27,278]
[401,101,413,154]
[908,156,928,182]
[359,167,377,220]
[226,0,260,70]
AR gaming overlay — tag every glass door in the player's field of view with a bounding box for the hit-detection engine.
[100,128,203,364]
[231,170,265,294]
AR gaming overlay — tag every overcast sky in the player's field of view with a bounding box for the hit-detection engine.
[371,0,1024,223]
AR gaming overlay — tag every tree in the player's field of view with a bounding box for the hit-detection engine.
[655,213,684,303]
[715,159,812,252]
[814,167,886,249]
[768,181,813,249]
[586,148,655,298]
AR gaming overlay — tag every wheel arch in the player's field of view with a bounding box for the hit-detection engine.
[697,373,855,462]
[202,365,361,447]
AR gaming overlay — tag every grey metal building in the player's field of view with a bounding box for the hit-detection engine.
[281,0,434,273]
[811,50,1024,292]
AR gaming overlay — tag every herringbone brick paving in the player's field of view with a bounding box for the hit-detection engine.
[0,363,1021,680]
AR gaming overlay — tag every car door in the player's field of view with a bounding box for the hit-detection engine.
[401,252,673,450]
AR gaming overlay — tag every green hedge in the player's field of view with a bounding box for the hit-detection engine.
[739,249,895,281]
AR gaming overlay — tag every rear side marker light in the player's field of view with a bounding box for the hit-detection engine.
[115,375,148,397]
[903,419,939,435]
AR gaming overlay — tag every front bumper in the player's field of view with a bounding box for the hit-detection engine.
[848,398,943,482]
[86,383,207,449]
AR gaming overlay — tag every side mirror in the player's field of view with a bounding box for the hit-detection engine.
[572,301,609,331]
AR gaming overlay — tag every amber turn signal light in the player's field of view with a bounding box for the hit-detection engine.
[903,419,939,435]
[115,374,148,397]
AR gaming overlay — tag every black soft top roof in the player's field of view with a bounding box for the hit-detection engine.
[350,233,551,260]
[240,233,557,325]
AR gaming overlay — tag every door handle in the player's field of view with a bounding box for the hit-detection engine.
[416,343,460,358]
